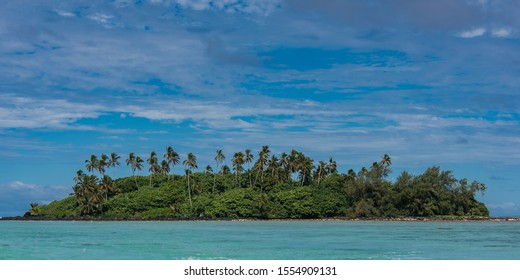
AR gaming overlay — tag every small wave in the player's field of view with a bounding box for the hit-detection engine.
[80,243,99,246]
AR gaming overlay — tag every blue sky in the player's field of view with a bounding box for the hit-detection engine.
[1,0,519,217]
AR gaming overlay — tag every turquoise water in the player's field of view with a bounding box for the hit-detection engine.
[0,221,519,259]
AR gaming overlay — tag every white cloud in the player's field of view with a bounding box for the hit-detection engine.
[457,26,513,39]
[0,1,517,219]
[153,0,282,15]
[55,10,76,17]
[3,89,520,165]
[458,27,486,38]
[88,13,114,24]
[491,27,512,38]
[0,94,102,130]
[0,181,70,217]
[86,13,122,28]
[0,2,519,165]
[3,181,69,194]
[176,0,212,10]
[0,93,336,131]
[6,181,37,191]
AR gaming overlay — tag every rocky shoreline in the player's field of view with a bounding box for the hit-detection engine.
[1,215,519,222]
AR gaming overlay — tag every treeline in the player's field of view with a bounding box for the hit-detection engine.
[27,146,489,219]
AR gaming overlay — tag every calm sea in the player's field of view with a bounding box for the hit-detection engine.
[0,221,519,260]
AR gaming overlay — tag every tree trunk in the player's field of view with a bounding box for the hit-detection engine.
[248,163,252,188]
[133,171,138,189]
[187,171,192,208]
[213,162,218,194]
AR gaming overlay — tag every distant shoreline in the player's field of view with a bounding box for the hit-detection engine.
[1,216,519,222]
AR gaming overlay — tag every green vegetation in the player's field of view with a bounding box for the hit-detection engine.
[26,147,489,219]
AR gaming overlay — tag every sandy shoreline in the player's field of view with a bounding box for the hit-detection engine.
[1,216,519,222]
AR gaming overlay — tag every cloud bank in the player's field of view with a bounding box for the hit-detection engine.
[1,0,519,216]
[0,181,70,217]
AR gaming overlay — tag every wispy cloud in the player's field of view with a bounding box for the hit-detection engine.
[153,0,283,15]
[87,13,119,28]
[458,27,486,38]
[0,94,102,130]
[54,10,75,17]
[0,181,70,217]
[457,27,515,39]
[1,0,520,216]
[491,27,512,38]
[2,87,519,166]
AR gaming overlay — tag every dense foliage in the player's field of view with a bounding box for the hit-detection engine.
[27,147,489,219]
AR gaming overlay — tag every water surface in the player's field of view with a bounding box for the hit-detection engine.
[0,221,518,259]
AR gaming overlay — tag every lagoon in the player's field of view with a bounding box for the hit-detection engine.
[0,221,519,259]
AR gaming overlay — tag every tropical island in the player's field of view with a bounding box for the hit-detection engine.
[24,146,489,220]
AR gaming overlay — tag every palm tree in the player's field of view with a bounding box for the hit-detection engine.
[100,175,113,201]
[381,154,392,166]
[73,171,85,200]
[287,149,300,182]
[126,152,135,167]
[205,165,213,176]
[346,168,357,188]
[221,165,231,175]
[327,157,337,175]
[74,170,85,185]
[279,152,290,182]
[299,156,314,187]
[87,175,104,215]
[126,152,144,189]
[108,152,121,178]
[287,150,309,186]
[360,166,369,178]
[76,174,102,215]
[347,168,357,180]
[380,154,392,178]
[164,146,180,181]
[99,154,109,176]
[183,152,198,208]
[267,155,279,178]
[232,151,245,187]
[254,145,270,186]
[214,149,225,193]
[147,151,159,187]
[315,160,327,187]
[245,149,254,188]
[85,154,99,174]
[161,160,170,175]
[266,155,282,185]
[28,203,41,216]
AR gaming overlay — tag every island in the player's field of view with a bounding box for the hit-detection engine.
[24,147,489,220]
